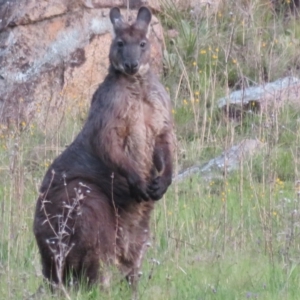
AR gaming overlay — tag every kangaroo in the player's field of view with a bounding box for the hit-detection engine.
[33,6,175,295]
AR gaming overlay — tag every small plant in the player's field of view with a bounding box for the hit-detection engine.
[39,173,90,298]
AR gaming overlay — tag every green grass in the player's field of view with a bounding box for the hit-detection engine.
[1,1,300,299]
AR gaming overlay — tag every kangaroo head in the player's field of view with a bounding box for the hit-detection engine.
[109,7,152,76]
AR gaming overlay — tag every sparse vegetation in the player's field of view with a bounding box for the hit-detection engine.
[1,0,300,299]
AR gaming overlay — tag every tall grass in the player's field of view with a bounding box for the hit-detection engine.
[1,0,300,299]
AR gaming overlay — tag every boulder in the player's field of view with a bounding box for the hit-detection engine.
[0,0,164,125]
[217,77,300,120]
[174,139,265,182]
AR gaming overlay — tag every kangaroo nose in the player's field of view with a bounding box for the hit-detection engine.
[131,61,138,69]
[124,61,139,74]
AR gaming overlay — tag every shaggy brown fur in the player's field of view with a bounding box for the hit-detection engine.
[33,6,174,293]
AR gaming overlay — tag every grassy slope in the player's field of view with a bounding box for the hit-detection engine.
[1,1,300,299]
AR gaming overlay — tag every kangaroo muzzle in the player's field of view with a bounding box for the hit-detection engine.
[124,60,139,75]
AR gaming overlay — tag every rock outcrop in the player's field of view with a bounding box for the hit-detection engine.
[174,139,265,182]
[0,0,164,125]
[217,77,300,120]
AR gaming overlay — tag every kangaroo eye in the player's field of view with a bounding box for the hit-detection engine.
[117,40,124,47]
[140,41,146,48]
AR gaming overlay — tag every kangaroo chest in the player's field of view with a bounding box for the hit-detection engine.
[113,88,167,175]
[117,90,166,140]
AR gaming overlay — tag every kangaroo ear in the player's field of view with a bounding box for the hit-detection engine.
[136,6,152,27]
[110,7,122,26]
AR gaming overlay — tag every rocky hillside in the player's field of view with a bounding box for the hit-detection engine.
[0,0,164,124]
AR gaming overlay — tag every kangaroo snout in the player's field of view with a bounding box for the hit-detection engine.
[124,60,139,75]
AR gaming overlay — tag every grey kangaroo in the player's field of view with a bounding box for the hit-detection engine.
[33,6,175,295]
